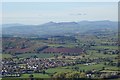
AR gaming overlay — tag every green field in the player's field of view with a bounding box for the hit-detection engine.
[48,43,77,48]
[91,46,118,50]
[16,53,55,58]
[2,54,12,58]
[45,67,73,74]
[2,53,59,59]
[21,73,50,78]
[86,50,118,59]
[67,63,118,71]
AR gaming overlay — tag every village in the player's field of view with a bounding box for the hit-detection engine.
[2,31,120,79]
[2,55,119,79]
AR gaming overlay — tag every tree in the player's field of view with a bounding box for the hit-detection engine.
[42,70,46,74]
[80,72,86,78]
[54,54,58,59]
[102,67,105,70]
[103,51,108,54]
[29,74,34,80]
[53,72,66,79]
[62,55,66,59]
[73,66,79,71]
[53,71,87,79]
[65,71,81,79]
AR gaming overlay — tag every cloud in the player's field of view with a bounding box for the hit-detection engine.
[77,13,82,15]
[70,13,87,16]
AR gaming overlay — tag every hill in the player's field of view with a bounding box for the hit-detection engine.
[2,20,117,37]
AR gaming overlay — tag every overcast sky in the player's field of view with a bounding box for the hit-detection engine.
[2,2,118,24]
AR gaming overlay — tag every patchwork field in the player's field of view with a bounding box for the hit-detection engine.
[2,30,119,79]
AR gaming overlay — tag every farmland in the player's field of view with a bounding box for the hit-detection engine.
[2,28,119,80]
[2,1,120,80]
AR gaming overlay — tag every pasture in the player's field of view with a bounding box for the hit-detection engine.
[21,73,50,78]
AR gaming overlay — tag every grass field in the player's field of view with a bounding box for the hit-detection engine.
[2,53,61,59]
[62,63,118,72]
[86,50,118,59]
[2,54,12,58]
[62,63,105,71]
[48,43,77,48]
[16,53,56,58]
[45,67,73,74]
[91,46,118,50]
[2,53,54,59]
[21,73,50,78]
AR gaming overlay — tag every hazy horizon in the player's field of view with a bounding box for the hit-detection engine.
[2,2,118,25]
[1,20,117,26]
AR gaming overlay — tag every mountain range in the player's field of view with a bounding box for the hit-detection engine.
[2,20,118,37]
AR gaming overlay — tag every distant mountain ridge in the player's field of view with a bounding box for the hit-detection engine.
[2,20,118,37]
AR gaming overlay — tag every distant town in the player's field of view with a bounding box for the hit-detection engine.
[2,24,120,79]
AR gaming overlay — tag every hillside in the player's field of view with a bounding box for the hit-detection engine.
[2,20,118,37]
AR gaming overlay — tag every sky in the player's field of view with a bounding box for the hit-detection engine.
[1,2,118,25]
[2,0,119,2]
